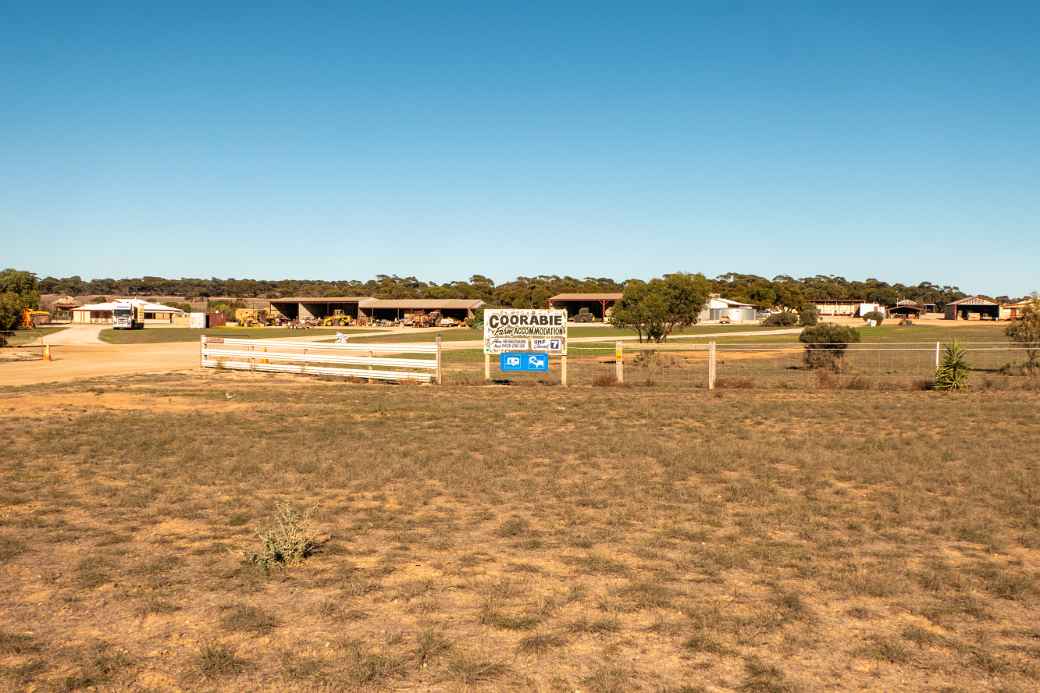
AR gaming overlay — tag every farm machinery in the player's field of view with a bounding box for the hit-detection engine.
[321,310,355,327]
[20,308,51,329]
[234,308,286,327]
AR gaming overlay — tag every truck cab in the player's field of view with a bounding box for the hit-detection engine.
[112,302,144,330]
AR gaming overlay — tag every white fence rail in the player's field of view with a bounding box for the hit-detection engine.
[200,336,442,383]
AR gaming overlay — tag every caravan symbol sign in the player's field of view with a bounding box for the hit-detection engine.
[483,309,568,355]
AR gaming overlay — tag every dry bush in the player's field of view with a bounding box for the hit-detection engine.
[246,503,320,572]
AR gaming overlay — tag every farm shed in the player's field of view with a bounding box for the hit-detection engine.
[888,300,925,318]
[547,293,623,322]
[812,300,885,317]
[268,296,373,321]
[71,299,184,324]
[358,298,483,322]
[945,296,1000,321]
[698,296,757,323]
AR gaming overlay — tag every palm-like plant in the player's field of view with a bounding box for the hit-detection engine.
[934,340,970,390]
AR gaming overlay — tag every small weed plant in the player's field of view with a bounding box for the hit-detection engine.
[247,503,319,572]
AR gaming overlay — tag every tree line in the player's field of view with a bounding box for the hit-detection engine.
[35,272,1000,310]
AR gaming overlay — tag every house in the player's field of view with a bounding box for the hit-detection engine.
[71,299,185,324]
[1004,298,1037,320]
[812,300,885,318]
[698,296,757,323]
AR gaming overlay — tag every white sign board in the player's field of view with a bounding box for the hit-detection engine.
[483,309,568,355]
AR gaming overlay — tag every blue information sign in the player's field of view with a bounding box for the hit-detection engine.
[500,352,549,372]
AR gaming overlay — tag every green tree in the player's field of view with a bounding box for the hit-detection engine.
[799,305,818,326]
[0,292,23,331]
[0,269,40,331]
[610,273,709,342]
[799,324,861,370]
[1006,297,1040,370]
[774,282,806,310]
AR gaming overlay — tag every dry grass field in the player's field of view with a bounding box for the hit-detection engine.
[2,373,1039,691]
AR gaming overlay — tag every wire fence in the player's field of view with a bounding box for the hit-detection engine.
[445,342,1040,390]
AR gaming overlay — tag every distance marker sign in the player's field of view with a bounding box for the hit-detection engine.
[483,309,567,355]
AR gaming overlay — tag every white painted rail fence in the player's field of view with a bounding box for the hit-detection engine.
[201,336,442,384]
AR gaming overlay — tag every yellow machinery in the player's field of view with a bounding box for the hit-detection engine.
[321,310,354,327]
[20,308,50,329]
[234,308,271,327]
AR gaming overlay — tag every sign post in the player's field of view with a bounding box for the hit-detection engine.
[483,308,568,384]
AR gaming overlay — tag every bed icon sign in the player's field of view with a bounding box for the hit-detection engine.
[500,352,549,372]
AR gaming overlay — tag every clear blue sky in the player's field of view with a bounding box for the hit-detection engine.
[3,1,1037,295]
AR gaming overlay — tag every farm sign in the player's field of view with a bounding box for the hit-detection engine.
[483,309,567,355]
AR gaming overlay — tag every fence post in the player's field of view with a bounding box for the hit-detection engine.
[935,341,941,369]
[200,335,206,368]
[615,341,624,384]
[484,353,491,382]
[368,349,374,383]
[561,354,568,387]
[708,341,717,390]
[43,344,51,361]
[436,335,443,385]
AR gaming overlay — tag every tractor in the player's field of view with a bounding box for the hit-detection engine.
[321,310,354,327]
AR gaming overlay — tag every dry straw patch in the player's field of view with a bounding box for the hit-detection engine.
[0,373,1038,690]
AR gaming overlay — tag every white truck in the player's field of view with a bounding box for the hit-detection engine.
[112,302,144,330]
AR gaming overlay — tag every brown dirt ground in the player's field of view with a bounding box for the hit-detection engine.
[1,373,1038,691]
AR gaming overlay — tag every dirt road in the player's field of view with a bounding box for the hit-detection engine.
[1,343,199,387]
[42,324,102,345]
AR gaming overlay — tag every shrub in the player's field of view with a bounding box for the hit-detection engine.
[799,324,861,370]
[798,306,818,326]
[862,310,885,326]
[246,503,319,572]
[934,340,970,390]
[1006,298,1040,370]
[763,311,799,327]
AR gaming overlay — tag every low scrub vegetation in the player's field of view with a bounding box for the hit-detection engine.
[246,503,320,572]
[762,310,799,327]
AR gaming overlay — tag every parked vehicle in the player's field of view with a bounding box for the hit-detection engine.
[112,302,144,330]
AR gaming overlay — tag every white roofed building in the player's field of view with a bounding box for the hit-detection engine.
[698,296,757,324]
[71,299,185,324]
